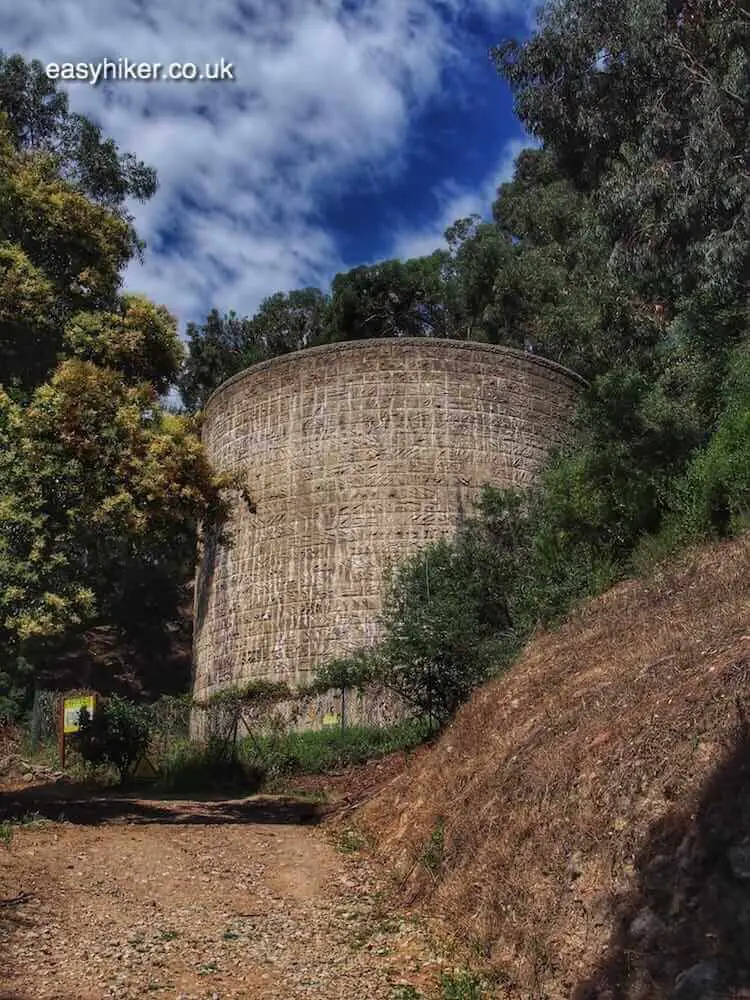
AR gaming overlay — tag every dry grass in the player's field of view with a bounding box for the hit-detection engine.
[357,534,750,999]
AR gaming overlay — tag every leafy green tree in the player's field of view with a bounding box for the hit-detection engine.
[0,58,230,717]
[441,215,513,344]
[669,343,750,541]
[0,53,156,210]
[327,255,449,342]
[486,0,748,574]
[313,650,377,695]
[435,152,654,380]
[250,287,330,355]
[63,294,184,395]
[0,119,136,392]
[179,310,261,413]
[491,149,622,375]
[0,362,227,687]
[493,0,749,377]
[179,288,330,412]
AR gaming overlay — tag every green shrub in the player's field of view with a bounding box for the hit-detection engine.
[377,515,520,725]
[673,345,750,539]
[0,655,34,725]
[71,695,151,785]
[440,970,488,999]
[312,649,377,694]
[630,344,750,570]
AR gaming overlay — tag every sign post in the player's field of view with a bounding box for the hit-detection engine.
[59,693,97,769]
[58,698,65,770]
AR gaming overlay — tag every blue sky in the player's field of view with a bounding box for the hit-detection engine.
[1,0,539,333]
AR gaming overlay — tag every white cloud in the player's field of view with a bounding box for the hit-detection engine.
[1,0,534,330]
[390,136,532,261]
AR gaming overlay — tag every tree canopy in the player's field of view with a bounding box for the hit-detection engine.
[0,58,228,718]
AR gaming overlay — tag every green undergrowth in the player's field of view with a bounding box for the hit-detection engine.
[156,740,265,795]
[0,811,49,846]
[390,970,490,1000]
[155,717,433,795]
[249,717,434,777]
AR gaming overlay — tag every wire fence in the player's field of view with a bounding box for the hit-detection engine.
[27,683,409,759]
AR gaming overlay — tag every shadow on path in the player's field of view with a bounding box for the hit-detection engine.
[0,782,323,826]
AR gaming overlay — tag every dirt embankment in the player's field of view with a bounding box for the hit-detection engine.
[357,535,750,999]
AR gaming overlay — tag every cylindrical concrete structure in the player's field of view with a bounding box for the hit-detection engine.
[193,339,584,702]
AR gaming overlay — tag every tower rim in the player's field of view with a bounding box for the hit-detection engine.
[201,337,588,418]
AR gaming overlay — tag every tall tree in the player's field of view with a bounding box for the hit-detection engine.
[327,255,449,342]
[441,215,514,344]
[179,287,330,412]
[0,60,228,717]
[0,120,135,392]
[488,148,650,378]
[250,287,330,356]
[179,310,261,413]
[493,0,749,388]
[488,0,749,568]
[0,53,156,212]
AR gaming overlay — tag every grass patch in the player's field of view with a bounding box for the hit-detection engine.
[156,740,265,795]
[94,717,434,796]
[0,811,50,845]
[267,785,329,803]
[440,970,488,999]
[336,826,372,854]
[389,972,490,1000]
[249,717,433,778]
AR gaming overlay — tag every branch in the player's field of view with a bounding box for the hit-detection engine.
[668,35,747,106]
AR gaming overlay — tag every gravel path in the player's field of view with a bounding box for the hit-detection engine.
[0,797,441,999]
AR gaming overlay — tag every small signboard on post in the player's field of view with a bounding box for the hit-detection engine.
[63,695,96,734]
[59,692,97,768]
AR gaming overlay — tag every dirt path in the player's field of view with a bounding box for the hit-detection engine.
[0,796,440,1000]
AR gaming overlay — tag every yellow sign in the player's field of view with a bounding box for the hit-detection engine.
[322,713,341,728]
[63,695,96,734]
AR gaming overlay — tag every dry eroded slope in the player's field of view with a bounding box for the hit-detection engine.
[358,536,750,999]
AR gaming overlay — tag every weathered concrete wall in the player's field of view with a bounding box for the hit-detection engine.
[190,685,409,741]
[193,338,584,703]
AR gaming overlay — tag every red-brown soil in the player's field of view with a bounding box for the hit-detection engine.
[0,785,442,1000]
[357,535,750,999]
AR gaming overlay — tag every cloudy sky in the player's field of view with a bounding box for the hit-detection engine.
[2,0,539,332]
